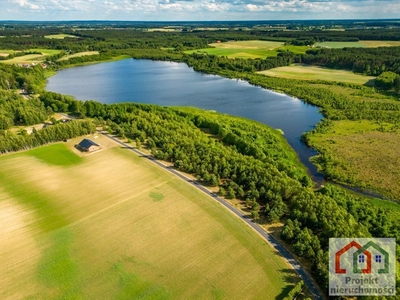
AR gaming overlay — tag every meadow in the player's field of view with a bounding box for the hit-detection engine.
[0,135,298,300]
[315,40,400,48]
[307,120,400,199]
[185,40,309,59]
[58,51,100,61]
[0,50,16,56]
[315,41,366,48]
[258,64,375,85]
[0,49,61,64]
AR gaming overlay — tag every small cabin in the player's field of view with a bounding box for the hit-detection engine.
[77,139,100,152]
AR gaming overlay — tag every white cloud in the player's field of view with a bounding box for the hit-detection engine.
[2,0,400,20]
[11,0,43,10]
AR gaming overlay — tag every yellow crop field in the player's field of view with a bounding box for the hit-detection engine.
[44,34,78,39]
[0,134,298,299]
[185,40,300,59]
[259,64,375,85]
[360,40,400,47]
[58,51,100,61]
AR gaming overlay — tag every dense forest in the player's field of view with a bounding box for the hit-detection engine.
[301,46,400,76]
[0,64,47,129]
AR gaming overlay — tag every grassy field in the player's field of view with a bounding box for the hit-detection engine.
[44,34,78,39]
[307,120,400,199]
[315,41,366,48]
[58,51,100,61]
[360,40,400,47]
[315,40,400,48]
[0,48,61,64]
[259,64,375,85]
[0,135,298,299]
[58,54,131,69]
[185,40,309,59]
[0,50,16,56]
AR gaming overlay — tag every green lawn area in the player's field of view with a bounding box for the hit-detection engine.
[258,64,375,85]
[44,34,78,39]
[185,40,309,59]
[0,136,298,299]
[26,144,82,166]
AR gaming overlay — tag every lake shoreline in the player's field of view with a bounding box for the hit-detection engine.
[46,57,393,201]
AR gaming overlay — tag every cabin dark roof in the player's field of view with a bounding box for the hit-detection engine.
[78,138,99,149]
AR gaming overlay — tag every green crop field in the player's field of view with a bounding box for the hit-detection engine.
[185,40,309,59]
[44,34,78,39]
[0,48,62,64]
[0,135,298,299]
[259,64,375,85]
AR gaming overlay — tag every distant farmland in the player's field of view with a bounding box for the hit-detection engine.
[185,40,309,59]
[0,49,61,64]
[259,64,375,85]
[185,39,400,58]
[315,40,400,48]
[44,34,78,39]
[58,51,100,61]
[0,135,298,299]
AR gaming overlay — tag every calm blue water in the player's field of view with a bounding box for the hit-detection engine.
[46,59,323,180]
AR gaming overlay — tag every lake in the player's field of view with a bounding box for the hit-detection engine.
[46,59,323,180]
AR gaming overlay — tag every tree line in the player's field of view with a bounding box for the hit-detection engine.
[301,46,400,76]
[0,64,48,130]
[0,119,95,153]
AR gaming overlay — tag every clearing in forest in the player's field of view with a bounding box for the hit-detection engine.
[58,51,100,61]
[259,64,375,85]
[44,34,78,39]
[0,49,61,64]
[186,40,310,59]
[315,40,400,48]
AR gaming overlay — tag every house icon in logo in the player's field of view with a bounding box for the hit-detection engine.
[329,238,396,296]
[353,241,389,274]
[335,240,389,274]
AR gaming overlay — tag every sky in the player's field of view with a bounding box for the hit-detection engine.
[1,0,399,21]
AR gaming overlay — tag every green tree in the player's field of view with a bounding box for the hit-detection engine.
[135,138,141,150]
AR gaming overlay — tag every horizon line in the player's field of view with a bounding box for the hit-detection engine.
[1,18,400,22]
